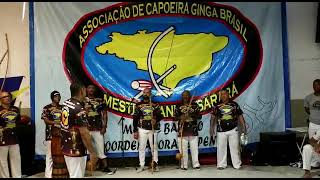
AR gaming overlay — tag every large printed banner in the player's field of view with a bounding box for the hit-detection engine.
[34,2,285,158]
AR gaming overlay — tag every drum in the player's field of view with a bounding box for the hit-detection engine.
[51,126,69,178]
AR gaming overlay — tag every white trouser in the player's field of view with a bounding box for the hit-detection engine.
[217,127,241,169]
[89,131,107,159]
[45,140,52,178]
[309,122,320,139]
[0,144,21,178]
[178,136,200,169]
[64,156,87,178]
[138,128,158,167]
[303,144,320,170]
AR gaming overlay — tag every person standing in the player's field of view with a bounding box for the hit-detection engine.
[304,79,320,138]
[60,83,98,178]
[175,90,201,170]
[210,90,246,170]
[41,90,64,178]
[84,84,112,174]
[133,88,162,173]
[0,91,21,178]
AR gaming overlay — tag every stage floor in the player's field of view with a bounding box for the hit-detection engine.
[27,165,320,178]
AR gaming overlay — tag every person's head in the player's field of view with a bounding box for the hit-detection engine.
[142,88,151,100]
[313,79,320,93]
[70,83,86,101]
[219,89,230,103]
[0,91,12,106]
[86,84,96,97]
[50,90,61,104]
[182,90,191,103]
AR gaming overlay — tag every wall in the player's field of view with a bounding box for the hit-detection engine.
[287,2,320,127]
[0,2,30,116]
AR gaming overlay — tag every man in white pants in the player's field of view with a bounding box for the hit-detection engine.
[41,91,62,178]
[84,85,113,174]
[60,83,98,178]
[210,90,246,170]
[302,129,320,178]
[175,90,201,170]
[133,88,162,173]
[304,79,320,139]
[0,91,21,178]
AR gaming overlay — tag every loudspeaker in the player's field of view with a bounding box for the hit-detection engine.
[256,132,299,166]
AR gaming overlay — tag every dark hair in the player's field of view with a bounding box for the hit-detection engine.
[313,79,320,85]
[182,90,191,96]
[50,90,60,101]
[70,83,84,97]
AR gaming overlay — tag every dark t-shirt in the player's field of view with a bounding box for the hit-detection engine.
[175,102,201,137]
[0,106,20,146]
[84,97,105,131]
[41,104,63,141]
[60,98,88,157]
[133,100,162,132]
[213,101,243,132]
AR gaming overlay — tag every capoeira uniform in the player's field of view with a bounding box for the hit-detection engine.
[0,105,21,178]
[175,102,202,170]
[133,100,162,172]
[213,101,243,169]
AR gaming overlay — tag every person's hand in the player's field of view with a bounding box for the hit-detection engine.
[134,132,139,140]
[315,143,320,154]
[100,128,106,135]
[210,127,215,138]
[151,119,157,126]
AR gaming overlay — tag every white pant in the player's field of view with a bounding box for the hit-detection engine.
[89,131,107,159]
[217,127,241,169]
[64,156,87,178]
[45,140,52,178]
[138,128,158,167]
[309,122,320,139]
[0,144,21,178]
[178,136,200,169]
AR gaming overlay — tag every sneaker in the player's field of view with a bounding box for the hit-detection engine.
[180,167,187,171]
[234,166,242,170]
[137,166,145,173]
[217,167,225,170]
[103,167,114,175]
[194,166,200,170]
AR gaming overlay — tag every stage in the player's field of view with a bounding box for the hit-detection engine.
[28,165,315,178]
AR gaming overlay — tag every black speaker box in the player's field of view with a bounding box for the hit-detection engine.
[255,131,299,166]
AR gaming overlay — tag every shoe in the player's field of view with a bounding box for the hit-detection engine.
[103,167,114,175]
[217,167,225,170]
[152,162,159,172]
[137,166,145,173]
[235,166,242,170]
[194,166,200,170]
[180,168,187,171]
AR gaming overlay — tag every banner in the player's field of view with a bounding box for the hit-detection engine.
[33,2,286,158]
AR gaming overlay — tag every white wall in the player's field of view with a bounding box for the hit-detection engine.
[0,2,30,108]
[287,2,320,100]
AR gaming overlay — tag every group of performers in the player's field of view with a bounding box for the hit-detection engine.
[39,83,248,178]
[0,82,247,178]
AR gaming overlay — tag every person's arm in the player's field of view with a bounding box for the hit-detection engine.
[100,109,107,135]
[210,107,217,137]
[41,107,54,126]
[78,126,97,155]
[304,96,310,115]
[238,114,247,134]
[133,105,140,139]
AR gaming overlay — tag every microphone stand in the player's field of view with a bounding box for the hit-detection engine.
[117,97,135,168]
